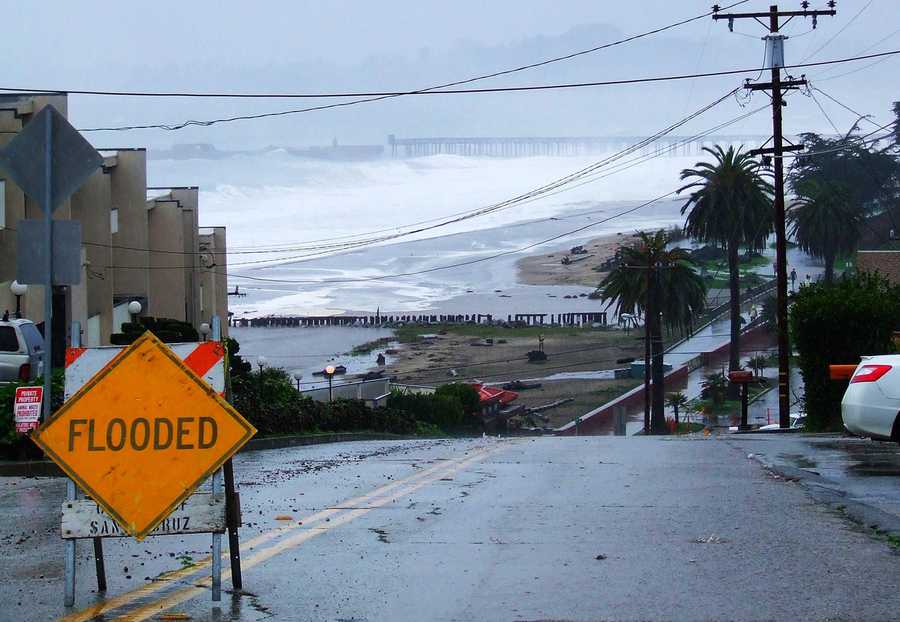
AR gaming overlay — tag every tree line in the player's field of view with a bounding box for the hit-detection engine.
[598,101,900,434]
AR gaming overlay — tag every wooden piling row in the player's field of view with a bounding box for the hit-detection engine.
[231,311,606,328]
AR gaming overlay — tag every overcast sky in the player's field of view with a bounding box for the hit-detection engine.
[6,1,897,148]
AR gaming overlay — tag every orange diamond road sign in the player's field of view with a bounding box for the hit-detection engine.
[32,332,255,540]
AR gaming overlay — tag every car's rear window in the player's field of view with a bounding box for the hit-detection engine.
[0,326,20,352]
[20,323,44,352]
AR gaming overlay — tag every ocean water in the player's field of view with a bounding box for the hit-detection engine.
[149,150,699,317]
[230,325,396,389]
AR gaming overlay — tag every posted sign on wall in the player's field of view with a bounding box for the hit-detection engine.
[14,386,42,433]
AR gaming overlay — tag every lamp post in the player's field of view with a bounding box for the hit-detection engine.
[257,356,268,398]
[127,300,142,324]
[10,281,27,319]
[292,370,303,391]
[199,322,211,342]
[324,365,336,404]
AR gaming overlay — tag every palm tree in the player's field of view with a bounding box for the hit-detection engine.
[679,145,773,393]
[788,179,862,283]
[666,391,688,426]
[599,230,707,434]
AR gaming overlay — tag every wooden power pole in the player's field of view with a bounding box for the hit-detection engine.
[712,2,836,428]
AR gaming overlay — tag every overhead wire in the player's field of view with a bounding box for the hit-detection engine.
[226,101,767,268]
[800,0,874,63]
[50,49,900,132]
[4,1,753,102]
[55,87,744,262]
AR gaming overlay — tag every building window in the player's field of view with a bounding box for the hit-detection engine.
[110,208,119,234]
[0,180,6,229]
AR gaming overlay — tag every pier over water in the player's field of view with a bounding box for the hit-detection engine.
[388,134,776,158]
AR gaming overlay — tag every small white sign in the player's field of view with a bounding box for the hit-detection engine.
[61,492,226,540]
[14,386,42,433]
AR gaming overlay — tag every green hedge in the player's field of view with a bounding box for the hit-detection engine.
[790,272,900,431]
[232,367,419,436]
[111,316,200,345]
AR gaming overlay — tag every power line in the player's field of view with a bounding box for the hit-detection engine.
[109,191,677,281]
[809,85,885,129]
[227,102,766,268]
[105,99,768,274]
[800,0,874,63]
[2,87,760,274]
[55,88,743,263]
[5,1,753,103]
[783,122,895,158]
[807,88,842,135]
[811,24,900,80]
[63,49,900,132]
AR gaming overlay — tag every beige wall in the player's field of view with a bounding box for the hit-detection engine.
[147,195,187,321]
[198,227,229,336]
[109,149,149,304]
[70,163,114,344]
[1,95,222,344]
[170,188,200,327]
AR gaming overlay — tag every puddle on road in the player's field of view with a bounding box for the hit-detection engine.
[811,439,900,477]
[795,439,900,478]
[779,452,818,470]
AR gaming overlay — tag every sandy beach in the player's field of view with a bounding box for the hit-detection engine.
[516,232,637,288]
[383,325,643,429]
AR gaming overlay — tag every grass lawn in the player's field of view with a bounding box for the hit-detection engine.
[592,379,642,403]
[703,272,767,290]
[689,380,771,417]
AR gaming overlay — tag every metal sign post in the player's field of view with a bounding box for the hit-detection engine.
[0,105,103,425]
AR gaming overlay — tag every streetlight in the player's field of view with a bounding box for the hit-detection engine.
[292,370,303,391]
[256,356,268,397]
[324,365,336,404]
[199,322,211,342]
[10,281,27,319]
[127,300,142,325]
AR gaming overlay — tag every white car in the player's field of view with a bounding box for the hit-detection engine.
[0,318,45,384]
[841,354,900,443]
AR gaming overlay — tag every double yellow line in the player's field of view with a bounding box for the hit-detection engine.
[59,441,508,622]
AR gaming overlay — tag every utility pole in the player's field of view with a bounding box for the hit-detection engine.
[712,2,836,428]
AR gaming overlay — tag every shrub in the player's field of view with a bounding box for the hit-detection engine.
[111,316,200,345]
[231,366,417,436]
[434,383,481,417]
[700,372,728,406]
[790,272,900,431]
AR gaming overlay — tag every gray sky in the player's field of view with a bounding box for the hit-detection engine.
[6,1,897,148]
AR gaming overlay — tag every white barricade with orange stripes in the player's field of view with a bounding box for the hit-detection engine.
[65,341,226,401]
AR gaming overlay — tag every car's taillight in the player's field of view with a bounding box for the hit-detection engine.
[849,364,892,384]
[18,363,31,381]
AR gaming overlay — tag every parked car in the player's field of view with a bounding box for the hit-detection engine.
[0,319,44,384]
[841,354,900,443]
[757,413,806,431]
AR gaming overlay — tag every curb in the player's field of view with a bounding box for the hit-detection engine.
[0,432,419,478]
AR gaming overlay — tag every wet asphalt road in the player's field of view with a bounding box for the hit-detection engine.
[1,435,899,622]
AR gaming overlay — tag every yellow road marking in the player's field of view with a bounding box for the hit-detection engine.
[57,443,502,622]
[113,444,505,622]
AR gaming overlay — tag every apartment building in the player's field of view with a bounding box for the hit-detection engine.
[0,93,229,360]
